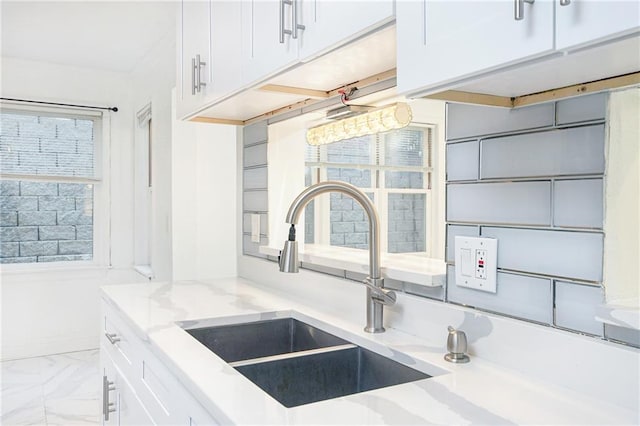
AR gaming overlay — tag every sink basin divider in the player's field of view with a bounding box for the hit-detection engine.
[228,343,357,368]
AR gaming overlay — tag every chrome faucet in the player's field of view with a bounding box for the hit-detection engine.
[278,181,396,333]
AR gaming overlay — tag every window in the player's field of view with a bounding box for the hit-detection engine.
[134,103,153,278]
[304,126,433,255]
[0,107,101,264]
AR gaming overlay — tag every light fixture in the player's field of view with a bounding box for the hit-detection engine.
[306,102,413,146]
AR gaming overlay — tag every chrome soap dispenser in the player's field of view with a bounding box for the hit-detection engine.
[445,326,470,363]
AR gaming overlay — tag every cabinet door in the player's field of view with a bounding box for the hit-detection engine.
[101,351,118,426]
[556,0,640,50]
[117,373,154,426]
[298,0,394,61]
[178,0,212,118]
[102,350,154,426]
[241,0,299,85]
[397,0,555,95]
[210,1,244,100]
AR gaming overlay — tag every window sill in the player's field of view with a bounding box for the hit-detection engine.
[596,299,640,331]
[0,261,108,276]
[259,244,446,287]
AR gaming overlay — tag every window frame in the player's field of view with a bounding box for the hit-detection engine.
[304,124,435,256]
[0,103,110,269]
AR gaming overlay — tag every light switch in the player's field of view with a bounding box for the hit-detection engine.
[454,236,498,293]
[461,248,473,276]
[251,214,261,243]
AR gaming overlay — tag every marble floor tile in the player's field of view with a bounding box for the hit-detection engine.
[1,349,100,426]
[41,350,100,400]
[44,397,100,425]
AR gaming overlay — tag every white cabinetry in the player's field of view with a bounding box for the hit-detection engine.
[397,0,554,94]
[179,0,394,120]
[100,300,219,426]
[178,1,211,119]
[177,0,243,119]
[298,0,395,61]
[241,0,395,84]
[397,0,640,97]
[101,350,154,426]
[241,0,300,85]
[556,0,640,50]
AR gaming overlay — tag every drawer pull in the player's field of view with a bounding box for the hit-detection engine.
[102,375,117,420]
[105,332,121,345]
[515,0,535,21]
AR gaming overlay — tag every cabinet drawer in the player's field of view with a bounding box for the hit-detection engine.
[137,355,183,425]
[102,302,142,382]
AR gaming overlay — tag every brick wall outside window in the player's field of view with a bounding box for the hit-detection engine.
[0,111,96,264]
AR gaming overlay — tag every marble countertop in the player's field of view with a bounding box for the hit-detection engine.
[596,299,640,331]
[101,278,638,425]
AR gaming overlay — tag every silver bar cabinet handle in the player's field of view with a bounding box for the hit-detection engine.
[559,0,571,5]
[191,57,196,95]
[105,332,120,345]
[292,0,305,39]
[102,375,116,421]
[515,0,535,21]
[280,0,292,43]
[195,54,206,93]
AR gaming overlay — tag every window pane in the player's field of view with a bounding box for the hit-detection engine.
[387,193,425,253]
[384,128,424,167]
[327,168,371,187]
[326,135,373,164]
[0,180,93,263]
[385,171,424,189]
[330,192,373,250]
[0,112,95,177]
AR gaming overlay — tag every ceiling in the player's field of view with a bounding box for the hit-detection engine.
[1,1,177,73]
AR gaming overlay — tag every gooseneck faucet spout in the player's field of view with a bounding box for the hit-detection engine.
[278,181,396,333]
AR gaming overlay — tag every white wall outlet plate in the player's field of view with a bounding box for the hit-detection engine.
[454,236,498,293]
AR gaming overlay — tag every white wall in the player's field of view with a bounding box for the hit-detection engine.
[605,87,640,303]
[171,99,238,281]
[0,57,146,360]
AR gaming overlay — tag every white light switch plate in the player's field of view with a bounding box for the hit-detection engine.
[455,236,498,293]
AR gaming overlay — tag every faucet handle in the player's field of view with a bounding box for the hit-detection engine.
[362,278,396,306]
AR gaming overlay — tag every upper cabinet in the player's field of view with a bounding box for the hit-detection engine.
[397,0,554,95]
[241,0,395,84]
[177,1,212,118]
[178,0,395,121]
[555,0,640,50]
[241,0,300,85]
[177,0,243,119]
[298,0,395,61]
[397,0,640,98]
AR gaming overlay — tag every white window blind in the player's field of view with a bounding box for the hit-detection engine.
[1,111,97,178]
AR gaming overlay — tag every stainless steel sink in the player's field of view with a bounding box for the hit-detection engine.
[183,316,432,407]
[185,317,348,363]
[235,345,431,408]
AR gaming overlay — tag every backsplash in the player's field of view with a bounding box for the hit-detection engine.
[445,93,637,346]
[241,122,269,258]
[239,93,639,348]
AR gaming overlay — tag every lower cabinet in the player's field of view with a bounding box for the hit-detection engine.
[101,349,155,426]
[100,300,220,425]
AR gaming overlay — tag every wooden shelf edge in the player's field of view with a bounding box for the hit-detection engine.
[423,72,640,109]
[191,71,639,126]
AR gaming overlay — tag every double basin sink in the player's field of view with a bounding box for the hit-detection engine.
[182,316,432,408]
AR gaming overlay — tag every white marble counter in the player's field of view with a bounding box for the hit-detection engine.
[101,278,639,425]
[596,299,640,331]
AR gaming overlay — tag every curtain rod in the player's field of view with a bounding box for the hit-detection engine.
[0,97,118,112]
